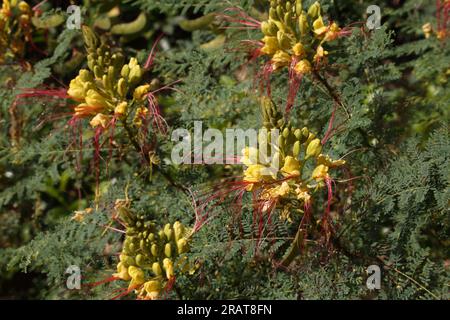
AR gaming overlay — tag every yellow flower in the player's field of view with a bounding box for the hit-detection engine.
[113,262,131,281]
[422,23,432,39]
[163,258,174,280]
[85,89,109,109]
[281,156,301,177]
[128,266,145,288]
[261,36,279,55]
[314,45,328,62]
[243,164,267,183]
[324,23,341,42]
[143,280,161,300]
[292,43,306,57]
[317,154,346,168]
[71,207,93,222]
[67,70,92,101]
[114,101,128,116]
[241,147,259,166]
[295,185,311,203]
[74,103,105,118]
[133,84,151,100]
[312,164,329,182]
[294,59,312,75]
[313,16,327,37]
[275,181,290,197]
[89,113,111,128]
[271,50,292,71]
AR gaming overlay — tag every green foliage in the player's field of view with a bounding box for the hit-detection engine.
[0,0,448,300]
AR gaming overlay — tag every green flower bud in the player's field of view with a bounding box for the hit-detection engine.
[118,78,127,97]
[121,64,130,78]
[308,1,321,18]
[305,138,322,159]
[82,26,99,51]
[295,0,303,16]
[152,262,162,276]
[293,141,301,157]
[299,12,309,36]
[151,243,158,257]
[164,243,172,258]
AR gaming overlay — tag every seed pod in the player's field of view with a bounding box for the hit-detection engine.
[305,138,322,159]
[282,127,290,138]
[151,243,158,257]
[148,233,155,241]
[158,230,165,241]
[152,262,162,276]
[164,243,172,258]
[293,141,301,157]
[294,128,302,140]
[111,12,147,35]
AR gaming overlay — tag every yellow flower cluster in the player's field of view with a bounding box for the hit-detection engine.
[0,0,33,64]
[113,201,193,300]
[260,0,342,75]
[241,97,345,220]
[422,22,448,40]
[68,26,157,129]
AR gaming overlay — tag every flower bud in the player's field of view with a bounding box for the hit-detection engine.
[293,141,301,157]
[114,101,128,116]
[151,243,158,257]
[298,12,309,36]
[177,238,189,254]
[82,26,99,50]
[305,138,322,159]
[152,262,162,276]
[121,64,130,78]
[133,84,151,100]
[164,243,172,258]
[308,1,321,18]
[117,78,128,97]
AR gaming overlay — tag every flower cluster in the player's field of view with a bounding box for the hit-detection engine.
[260,0,344,75]
[68,26,158,129]
[0,0,33,64]
[422,1,450,40]
[113,201,192,300]
[241,97,345,222]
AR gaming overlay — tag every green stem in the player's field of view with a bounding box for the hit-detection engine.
[121,120,190,195]
[280,224,304,267]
